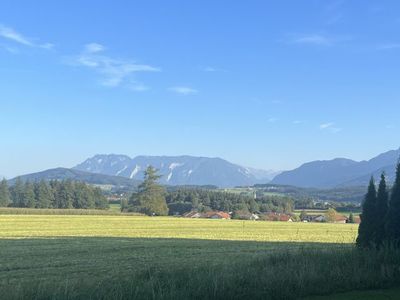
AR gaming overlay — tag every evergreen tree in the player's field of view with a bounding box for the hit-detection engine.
[36,180,54,208]
[24,182,36,208]
[73,182,96,209]
[386,162,400,246]
[348,212,355,224]
[56,180,74,209]
[357,177,377,248]
[0,178,10,207]
[129,166,168,216]
[375,173,389,247]
[12,177,25,207]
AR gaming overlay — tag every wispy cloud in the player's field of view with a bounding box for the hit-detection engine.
[319,122,342,133]
[85,43,105,53]
[377,43,400,50]
[168,86,198,95]
[292,34,336,46]
[293,120,304,125]
[0,24,53,49]
[72,43,160,89]
[199,66,227,72]
[268,117,278,123]
[286,33,350,47]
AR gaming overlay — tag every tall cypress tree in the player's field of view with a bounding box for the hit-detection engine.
[375,173,389,247]
[386,162,400,245]
[357,177,377,248]
[0,178,10,207]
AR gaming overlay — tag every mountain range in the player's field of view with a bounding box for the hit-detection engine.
[9,168,139,188]
[7,148,400,189]
[271,148,400,188]
[73,155,279,187]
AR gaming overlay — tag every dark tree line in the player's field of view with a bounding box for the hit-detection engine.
[357,162,400,248]
[165,188,293,215]
[122,166,294,216]
[0,178,109,209]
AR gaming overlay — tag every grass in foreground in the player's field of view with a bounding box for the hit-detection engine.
[307,287,400,300]
[0,215,397,299]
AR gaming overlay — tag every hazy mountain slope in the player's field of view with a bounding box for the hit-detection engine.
[74,155,274,187]
[272,148,400,188]
[9,168,139,187]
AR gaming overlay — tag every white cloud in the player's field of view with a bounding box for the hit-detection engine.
[73,43,160,89]
[0,24,53,49]
[293,120,304,125]
[85,43,105,53]
[320,122,335,129]
[168,86,198,95]
[319,122,342,133]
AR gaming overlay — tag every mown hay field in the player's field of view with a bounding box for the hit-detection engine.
[5,214,397,300]
[0,215,358,242]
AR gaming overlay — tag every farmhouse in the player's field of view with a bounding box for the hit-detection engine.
[205,211,231,219]
[333,215,348,224]
[183,211,203,218]
[313,215,326,222]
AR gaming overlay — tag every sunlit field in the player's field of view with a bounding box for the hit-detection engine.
[0,215,358,242]
[0,214,399,299]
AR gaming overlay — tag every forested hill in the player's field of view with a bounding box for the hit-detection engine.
[9,168,139,188]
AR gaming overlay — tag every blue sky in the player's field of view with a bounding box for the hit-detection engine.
[1,0,400,178]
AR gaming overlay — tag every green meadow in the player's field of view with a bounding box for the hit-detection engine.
[0,214,399,299]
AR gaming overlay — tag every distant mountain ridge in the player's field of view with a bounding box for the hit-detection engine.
[9,168,139,187]
[73,154,278,187]
[271,148,400,188]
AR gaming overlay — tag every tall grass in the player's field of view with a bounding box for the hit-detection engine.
[3,246,400,300]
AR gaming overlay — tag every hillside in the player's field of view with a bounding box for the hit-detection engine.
[272,148,400,188]
[9,168,139,187]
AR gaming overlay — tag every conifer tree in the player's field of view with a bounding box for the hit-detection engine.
[375,173,389,247]
[36,180,54,208]
[56,180,74,209]
[348,212,355,224]
[129,166,168,216]
[24,182,36,208]
[0,178,10,207]
[385,162,400,245]
[12,177,25,207]
[357,177,377,248]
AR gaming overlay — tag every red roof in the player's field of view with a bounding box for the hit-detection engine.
[334,215,348,222]
[204,211,231,219]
